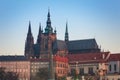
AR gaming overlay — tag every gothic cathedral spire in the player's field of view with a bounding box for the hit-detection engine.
[45,9,53,34]
[28,21,32,35]
[37,23,42,44]
[25,21,34,58]
[65,22,69,42]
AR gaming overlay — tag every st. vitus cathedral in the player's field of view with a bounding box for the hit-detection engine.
[25,10,100,59]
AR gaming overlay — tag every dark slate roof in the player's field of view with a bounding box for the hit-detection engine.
[53,40,67,51]
[0,56,28,61]
[67,39,99,51]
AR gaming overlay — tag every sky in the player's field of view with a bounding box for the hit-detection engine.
[0,0,120,55]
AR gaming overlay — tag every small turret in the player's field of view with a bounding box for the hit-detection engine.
[54,27,57,34]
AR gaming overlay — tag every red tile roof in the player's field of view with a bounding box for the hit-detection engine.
[67,52,110,64]
[54,56,68,62]
[108,53,120,61]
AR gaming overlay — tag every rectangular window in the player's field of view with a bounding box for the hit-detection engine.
[71,69,76,76]
[79,68,84,75]
[114,64,116,72]
[88,67,94,75]
[109,65,111,71]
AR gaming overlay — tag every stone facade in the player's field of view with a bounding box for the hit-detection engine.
[0,56,30,80]
[30,55,68,78]
[107,53,120,74]
[68,52,110,77]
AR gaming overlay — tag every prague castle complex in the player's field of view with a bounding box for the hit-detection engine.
[0,11,120,80]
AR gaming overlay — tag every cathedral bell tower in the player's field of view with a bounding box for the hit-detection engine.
[45,9,53,34]
[39,10,57,59]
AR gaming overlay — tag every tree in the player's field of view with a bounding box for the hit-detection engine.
[60,76,67,80]
[0,67,6,80]
[0,67,18,80]
[32,68,49,80]
[6,72,19,80]
[70,69,80,80]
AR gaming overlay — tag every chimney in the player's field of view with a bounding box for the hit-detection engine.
[102,53,105,59]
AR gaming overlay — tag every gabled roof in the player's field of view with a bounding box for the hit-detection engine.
[67,39,99,51]
[67,52,110,64]
[108,53,120,61]
[0,56,28,61]
[53,40,67,51]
